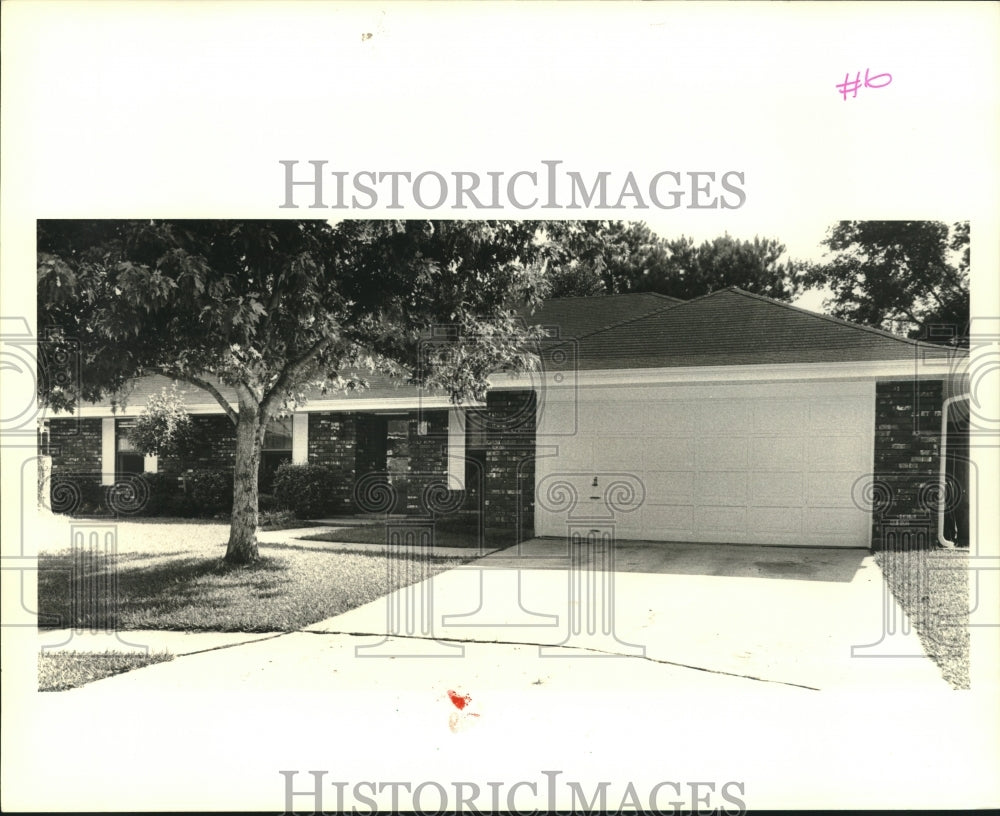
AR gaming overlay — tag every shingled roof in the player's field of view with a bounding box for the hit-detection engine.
[519,291,681,340]
[105,288,962,411]
[118,292,682,407]
[562,287,964,369]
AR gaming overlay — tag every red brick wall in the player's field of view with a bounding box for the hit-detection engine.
[307,412,357,512]
[480,390,537,539]
[872,379,944,548]
[158,414,237,474]
[48,418,102,480]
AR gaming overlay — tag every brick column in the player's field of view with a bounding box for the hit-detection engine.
[871,379,944,549]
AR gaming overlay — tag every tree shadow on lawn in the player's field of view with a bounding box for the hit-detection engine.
[38,551,288,631]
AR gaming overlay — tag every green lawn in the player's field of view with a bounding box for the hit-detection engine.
[39,650,174,692]
[37,519,474,632]
[300,520,509,549]
[873,547,970,689]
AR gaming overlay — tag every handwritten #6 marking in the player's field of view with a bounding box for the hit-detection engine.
[837,68,892,100]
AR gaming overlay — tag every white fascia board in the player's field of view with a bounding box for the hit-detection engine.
[73,395,484,419]
[59,358,965,418]
[489,357,964,391]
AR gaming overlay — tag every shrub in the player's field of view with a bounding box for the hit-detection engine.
[259,508,298,531]
[49,475,106,516]
[272,463,339,519]
[140,472,187,516]
[183,468,233,516]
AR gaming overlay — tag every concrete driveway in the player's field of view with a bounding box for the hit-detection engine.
[300,537,945,691]
[26,537,959,813]
[54,537,945,695]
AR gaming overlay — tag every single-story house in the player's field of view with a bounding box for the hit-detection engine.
[40,287,970,550]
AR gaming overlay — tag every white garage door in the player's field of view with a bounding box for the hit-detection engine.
[535,380,875,548]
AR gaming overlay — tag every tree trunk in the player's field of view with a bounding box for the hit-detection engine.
[225,402,263,565]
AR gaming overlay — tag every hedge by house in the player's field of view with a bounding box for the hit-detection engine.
[272,462,342,519]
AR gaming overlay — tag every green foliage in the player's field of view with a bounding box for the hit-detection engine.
[49,475,107,516]
[37,220,552,561]
[537,221,661,297]
[37,219,549,414]
[644,233,803,301]
[802,221,969,345]
[272,462,339,519]
[184,469,233,516]
[127,385,197,457]
[536,221,803,301]
[140,472,192,517]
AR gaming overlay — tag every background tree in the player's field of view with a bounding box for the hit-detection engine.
[537,221,670,298]
[629,233,803,301]
[537,221,803,302]
[38,220,546,564]
[802,220,969,345]
[126,384,199,459]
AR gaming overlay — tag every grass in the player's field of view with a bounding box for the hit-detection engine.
[873,546,970,689]
[37,519,475,632]
[300,519,511,549]
[38,650,174,692]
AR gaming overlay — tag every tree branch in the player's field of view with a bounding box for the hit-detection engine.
[260,335,337,416]
[157,368,239,426]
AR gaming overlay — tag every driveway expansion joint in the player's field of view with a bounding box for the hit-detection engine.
[298,629,821,691]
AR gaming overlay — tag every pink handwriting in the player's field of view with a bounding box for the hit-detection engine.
[837,69,892,101]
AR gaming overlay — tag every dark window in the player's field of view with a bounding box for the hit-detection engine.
[466,410,489,449]
[116,423,145,478]
[260,416,293,491]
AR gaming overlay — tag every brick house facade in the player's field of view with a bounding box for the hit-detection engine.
[40,288,969,550]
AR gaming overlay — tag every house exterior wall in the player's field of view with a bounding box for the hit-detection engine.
[480,390,537,539]
[48,418,102,481]
[307,412,357,513]
[872,379,944,548]
[158,415,237,474]
[404,410,450,513]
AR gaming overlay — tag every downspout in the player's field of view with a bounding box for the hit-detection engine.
[938,393,970,549]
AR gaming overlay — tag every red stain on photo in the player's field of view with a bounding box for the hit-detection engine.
[446,689,480,732]
[447,689,471,710]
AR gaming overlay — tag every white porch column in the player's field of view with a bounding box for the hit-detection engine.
[292,413,309,464]
[100,418,115,485]
[447,407,465,490]
[143,454,158,474]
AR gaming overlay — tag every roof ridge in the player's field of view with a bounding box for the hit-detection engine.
[540,291,689,347]
[722,286,962,351]
[536,291,681,303]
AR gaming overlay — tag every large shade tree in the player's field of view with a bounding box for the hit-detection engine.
[802,220,970,345]
[37,220,546,564]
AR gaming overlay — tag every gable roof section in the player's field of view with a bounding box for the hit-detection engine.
[84,288,964,413]
[565,287,964,369]
[119,293,680,408]
[520,292,681,340]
